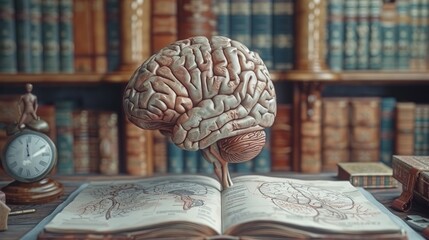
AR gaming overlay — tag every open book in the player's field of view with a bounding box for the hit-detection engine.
[39,175,407,239]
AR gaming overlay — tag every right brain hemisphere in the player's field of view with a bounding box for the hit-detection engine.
[123,36,276,152]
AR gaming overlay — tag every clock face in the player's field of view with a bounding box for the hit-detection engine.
[1,130,57,183]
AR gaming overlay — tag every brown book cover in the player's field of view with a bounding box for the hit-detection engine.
[322,98,350,171]
[349,97,380,162]
[90,0,107,73]
[73,0,107,73]
[37,104,57,144]
[124,118,154,176]
[177,0,216,40]
[72,110,90,174]
[270,104,292,171]
[391,155,429,211]
[152,130,168,174]
[98,111,119,175]
[151,0,177,53]
[395,102,416,155]
[300,98,322,173]
[337,162,398,188]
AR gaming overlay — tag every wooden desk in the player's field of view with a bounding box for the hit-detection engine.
[0,174,427,240]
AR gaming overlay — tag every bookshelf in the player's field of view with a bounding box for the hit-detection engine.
[1,0,429,178]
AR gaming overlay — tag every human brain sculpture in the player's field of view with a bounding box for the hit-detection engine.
[123,36,276,188]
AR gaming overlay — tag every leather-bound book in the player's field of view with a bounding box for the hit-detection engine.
[395,102,416,155]
[151,0,177,53]
[177,0,215,39]
[270,104,292,171]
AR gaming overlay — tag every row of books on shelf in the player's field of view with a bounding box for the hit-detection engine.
[327,0,429,71]
[319,96,429,172]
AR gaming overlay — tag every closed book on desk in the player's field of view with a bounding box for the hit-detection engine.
[39,175,406,239]
[337,162,398,188]
[391,155,429,212]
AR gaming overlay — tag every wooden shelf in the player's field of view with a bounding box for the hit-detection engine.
[271,70,429,84]
[0,72,132,84]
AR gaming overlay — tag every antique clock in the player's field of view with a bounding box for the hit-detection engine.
[1,129,63,204]
[0,83,63,204]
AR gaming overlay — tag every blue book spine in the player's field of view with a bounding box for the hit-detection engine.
[356,0,370,69]
[253,128,271,173]
[418,0,428,70]
[106,0,120,72]
[55,101,74,175]
[0,0,16,73]
[15,0,32,73]
[184,150,198,173]
[59,0,73,72]
[215,0,230,37]
[251,0,273,69]
[167,140,184,173]
[272,0,293,71]
[30,0,42,73]
[414,105,425,155]
[41,0,60,72]
[198,150,214,174]
[368,0,382,69]
[409,0,420,69]
[396,0,411,69]
[380,2,397,69]
[379,97,396,166]
[230,0,251,48]
[343,0,358,70]
[327,0,344,71]
[235,160,253,173]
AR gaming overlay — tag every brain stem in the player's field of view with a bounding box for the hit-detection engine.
[201,144,233,189]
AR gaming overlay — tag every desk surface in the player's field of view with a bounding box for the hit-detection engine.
[0,173,427,240]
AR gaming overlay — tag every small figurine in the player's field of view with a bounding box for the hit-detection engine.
[7,83,48,135]
[123,36,277,189]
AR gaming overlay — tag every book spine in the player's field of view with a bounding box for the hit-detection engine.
[41,0,60,72]
[270,104,292,171]
[167,140,184,173]
[198,151,214,174]
[253,128,271,173]
[394,102,416,155]
[55,101,74,175]
[30,0,42,73]
[87,111,100,173]
[125,119,154,176]
[396,0,411,69]
[414,105,425,155]
[300,97,322,173]
[379,97,396,166]
[417,172,429,202]
[380,1,397,69]
[272,0,294,71]
[98,111,119,175]
[251,0,273,69]
[91,0,107,73]
[230,0,252,47]
[349,98,381,162]
[150,0,177,53]
[183,150,198,173]
[105,0,120,71]
[177,0,215,40]
[368,0,382,69]
[423,106,429,155]
[58,0,73,72]
[356,0,370,69]
[214,0,229,37]
[322,97,350,171]
[15,0,32,73]
[0,0,16,73]
[327,0,343,71]
[235,160,253,173]
[418,0,428,70]
[409,0,420,69]
[73,0,92,72]
[343,0,358,70]
[350,175,397,188]
[152,130,168,174]
[72,110,90,174]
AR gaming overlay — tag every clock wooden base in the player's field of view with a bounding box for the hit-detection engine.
[1,178,64,205]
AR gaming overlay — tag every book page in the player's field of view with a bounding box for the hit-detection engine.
[222,175,402,234]
[45,175,223,234]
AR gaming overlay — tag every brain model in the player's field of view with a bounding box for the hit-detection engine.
[123,36,276,188]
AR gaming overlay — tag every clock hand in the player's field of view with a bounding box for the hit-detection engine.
[26,143,30,157]
[31,146,47,158]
